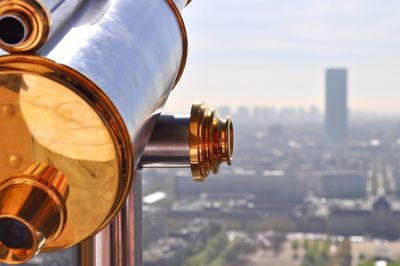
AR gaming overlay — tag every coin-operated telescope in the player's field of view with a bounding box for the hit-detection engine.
[0,0,234,265]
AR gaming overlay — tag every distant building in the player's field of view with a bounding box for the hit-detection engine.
[297,195,400,239]
[278,107,297,123]
[174,169,307,213]
[252,107,264,120]
[325,68,348,140]
[235,106,250,121]
[327,196,400,239]
[308,106,321,122]
[318,171,366,198]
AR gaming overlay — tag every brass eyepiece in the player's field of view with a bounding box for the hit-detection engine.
[0,164,68,264]
[190,102,234,182]
[0,0,50,52]
[0,13,31,47]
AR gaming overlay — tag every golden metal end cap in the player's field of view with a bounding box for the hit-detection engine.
[0,0,50,53]
[189,102,234,182]
[0,164,68,264]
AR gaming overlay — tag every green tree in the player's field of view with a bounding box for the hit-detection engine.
[336,239,352,266]
[291,240,300,259]
[303,239,310,251]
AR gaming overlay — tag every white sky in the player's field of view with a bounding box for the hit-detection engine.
[166,0,400,114]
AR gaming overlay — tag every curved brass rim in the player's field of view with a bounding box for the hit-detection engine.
[219,116,234,167]
[165,0,188,88]
[0,55,133,250]
[0,176,67,241]
[189,102,208,181]
[189,102,234,182]
[0,0,50,53]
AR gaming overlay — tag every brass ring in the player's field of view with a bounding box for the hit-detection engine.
[189,102,234,182]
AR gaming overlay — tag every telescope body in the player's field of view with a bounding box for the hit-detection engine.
[0,0,233,264]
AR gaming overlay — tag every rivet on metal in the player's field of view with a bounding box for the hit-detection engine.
[8,154,22,168]
[0,104,15,117]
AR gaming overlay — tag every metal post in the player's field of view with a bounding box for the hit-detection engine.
[79,226,111,266]
[79,172,142,266]
[124,171,143,266]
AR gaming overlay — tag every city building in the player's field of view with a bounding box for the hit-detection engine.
[325,68,348,140]
[318,170,366,198]
[327,195,400,239]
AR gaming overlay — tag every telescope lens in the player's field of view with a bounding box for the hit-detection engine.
[0,15,26,45]
[0,218,33,249]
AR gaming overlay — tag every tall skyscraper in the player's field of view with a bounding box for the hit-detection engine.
[325,68,348,140]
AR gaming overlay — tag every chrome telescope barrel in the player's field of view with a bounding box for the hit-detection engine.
[39,0,189,166]
[140,114,191,168]
[0,0,191,52]
[0,0,190,262]
[42,0,66,12]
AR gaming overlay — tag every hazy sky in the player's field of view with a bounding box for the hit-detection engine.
[167,0,400,114]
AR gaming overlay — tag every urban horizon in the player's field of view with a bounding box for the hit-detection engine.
[165,103,400,120]
[166,67,400,116]
[141,65,400,266]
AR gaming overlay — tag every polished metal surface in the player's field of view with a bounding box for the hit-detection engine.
[0,0,188,262]
[110,212,123,266]
[109,172,142,266]
[140,114,191,168]
[38,0,188,168]
[42,0,66,12]
[73,173,144,266]
[141,103,234,181]
[124,171,142,266]
[0,0,189,169]
[79,226,111,266]
[0,59,132,257]
[0,0,189,53]
[79,172,142,266]
[190,102,234,181]
[0,163,68,264]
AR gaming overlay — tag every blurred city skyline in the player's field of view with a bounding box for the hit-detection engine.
[167,0,400,114]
